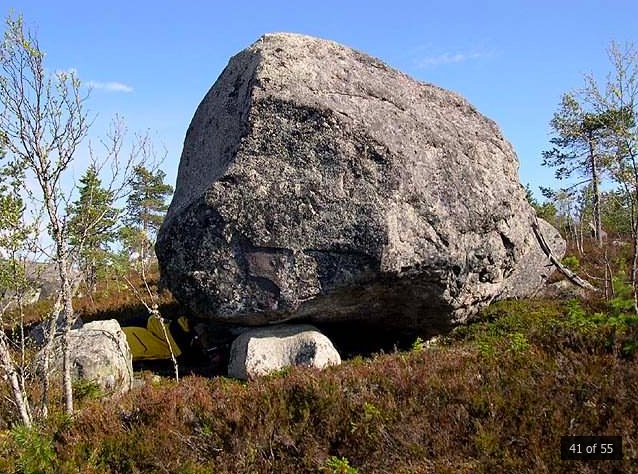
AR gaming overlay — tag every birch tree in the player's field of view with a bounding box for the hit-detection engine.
[0,152,35,427]
[0,14,142,415]
[0,12,89,416]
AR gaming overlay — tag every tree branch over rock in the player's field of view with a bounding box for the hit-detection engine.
[531,218,599,292]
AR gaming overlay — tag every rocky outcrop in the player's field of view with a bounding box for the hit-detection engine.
[156,33,564,335]
[40,319,133,394]
[228,324,341,380]
[0,260,81,310]
[537,279,587,300]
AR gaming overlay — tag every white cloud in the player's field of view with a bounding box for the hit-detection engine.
[51,68,133,92]
[415,50,497,68]
[86,80,134,93]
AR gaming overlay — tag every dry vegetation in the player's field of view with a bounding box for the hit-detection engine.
[0,255,637,473]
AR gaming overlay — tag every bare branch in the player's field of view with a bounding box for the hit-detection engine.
[532,218,599,292]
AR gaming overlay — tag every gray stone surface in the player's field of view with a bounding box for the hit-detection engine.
[228,324,341,380]
[29,315,84,347]
[0,260,78,310]
[500,218,566,298]
[537,279,587,300]
[41,319,133,394]
[156,32,564,332]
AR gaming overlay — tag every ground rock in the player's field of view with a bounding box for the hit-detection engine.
[40,319,133,394]
[156,33,565,333]
[537,279,587,300]
[228,324,341,380]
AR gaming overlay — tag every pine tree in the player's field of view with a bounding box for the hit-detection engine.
[584,42,638,310]
[600,190,632,236]
[542,94,615,246]
[67,165,119,293]
[122,165,173,266]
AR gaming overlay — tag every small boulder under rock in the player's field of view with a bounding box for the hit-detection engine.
[228,324,341,380]
[40,319,133,395]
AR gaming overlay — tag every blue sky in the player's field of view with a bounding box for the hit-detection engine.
[9,1,638,199]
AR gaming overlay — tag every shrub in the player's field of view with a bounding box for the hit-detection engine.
[10,424,56,474]
[322,456,359,474]
[561,255,580,271]
[72,380,102,403]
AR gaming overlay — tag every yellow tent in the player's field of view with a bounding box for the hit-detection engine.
[123,316,190,361]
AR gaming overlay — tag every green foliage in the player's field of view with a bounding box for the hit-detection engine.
[601,189,633,235]
[263,365,294,380]
[524,183,538,207]
[66,165,119,292]
[10,424,56,474]
[475,336,495,357]
[0,159,34,298]
[609,280,635,315]
[454,296,638,361]
[322,456,359,474]
[67,165,119,244]
[535,200,558,222]
[565,298,590,324]
[125,165,173,233]
[410,336,425,351]
[525,184,558,222]
[0,193,27,289]
[72,379,102,403]
[508,332,529,353]
[176,463,214,474]
[564,296,638,357]
[542,93,611,181]
[121,165,173,263]
[541,73,627,247]
[561,255,580,271]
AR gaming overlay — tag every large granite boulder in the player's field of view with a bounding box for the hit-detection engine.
[228,324,341,380]
[156,33,564,334]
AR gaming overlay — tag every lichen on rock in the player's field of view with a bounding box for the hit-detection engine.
[156,32,564,335]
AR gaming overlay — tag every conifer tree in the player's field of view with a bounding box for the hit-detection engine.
[67,164,119,293]
[542,94,614,246]
[121,165,173,267]
[584,42,638,310]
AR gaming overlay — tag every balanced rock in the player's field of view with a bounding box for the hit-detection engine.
[156,33,564,333]
[228,324,341,380]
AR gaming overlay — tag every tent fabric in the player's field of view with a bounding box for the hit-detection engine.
[123,316,183,360]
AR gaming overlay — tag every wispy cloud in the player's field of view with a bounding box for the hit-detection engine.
[415,50,498,68]
[86,80,134,93]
